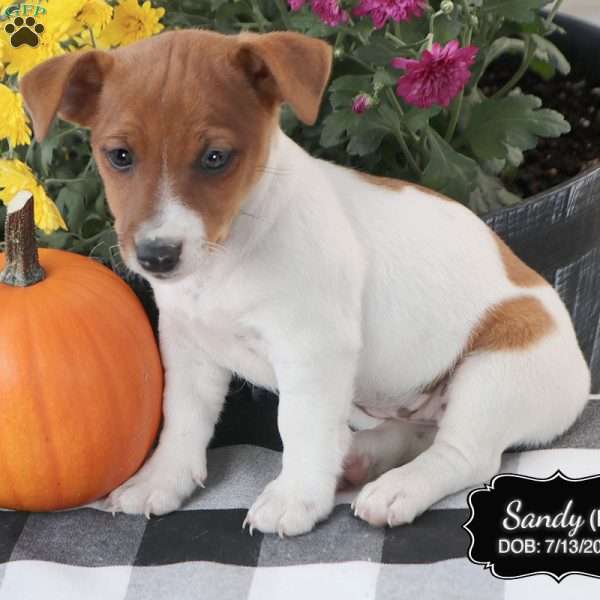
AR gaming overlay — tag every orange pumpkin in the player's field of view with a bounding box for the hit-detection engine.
[0,193,163,511]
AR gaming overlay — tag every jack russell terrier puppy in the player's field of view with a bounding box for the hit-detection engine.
[21,30,590,536]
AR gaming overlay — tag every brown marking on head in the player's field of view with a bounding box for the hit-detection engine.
[20,30,332,256]
[492,233,547,288]
[356,171,453,202]
[468,296,555,353]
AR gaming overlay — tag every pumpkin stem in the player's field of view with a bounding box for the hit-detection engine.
[0,192,45,287]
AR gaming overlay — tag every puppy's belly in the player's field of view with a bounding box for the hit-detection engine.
[352,390,448,430]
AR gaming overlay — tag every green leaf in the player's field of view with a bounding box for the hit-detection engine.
[421,130,521,212]
[347,127,388,156]
[530,34,571,75]
[81,214,106,239]
[347,111,389,156]
[280,105,300,136]
[433,13,462,44]
[373,69,396,89]
[422,129,479,203]
[329,90,356,109]
[352,41,397,66]
[403,106,441,134]
[320,110,357,147]
[470,169,521,213]
[40,136,62,176]
[210,0,229,10]
[479,0,552,23]
[329,75,373,92]
[464,94,571,162]
[54,186,80,214]
[529,58,555,80]
[376,102,400,130]
[484,36,524,67]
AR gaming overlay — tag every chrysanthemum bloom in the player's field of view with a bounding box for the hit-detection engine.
[287,0,348,26]
[352,93,373,114]
[0,160,67,233]
[99,0,165,48]
[0,85,31,147]
[354,0,426,28]
[288,0,307,10]
[310,0,349,26]
[392,41,478,108]
[66,0,114,39]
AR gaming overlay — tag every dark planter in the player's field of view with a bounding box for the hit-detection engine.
[485,165,600,393]
[126,14,600,449]
[485,15,600,393]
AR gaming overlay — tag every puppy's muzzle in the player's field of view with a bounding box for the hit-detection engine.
[135,238,183,275]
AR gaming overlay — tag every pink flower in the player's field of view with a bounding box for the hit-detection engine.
[354,0,426,28]
[352,94,373,114]
[287,0,348,26]
[392,41,478,108]
[288,0,307,10]
[311,0,349,26]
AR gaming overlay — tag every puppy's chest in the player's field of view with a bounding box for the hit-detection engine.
[188,304,276,390]
[161,277,278,387]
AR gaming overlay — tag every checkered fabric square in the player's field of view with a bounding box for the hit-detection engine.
[2,400,600,600]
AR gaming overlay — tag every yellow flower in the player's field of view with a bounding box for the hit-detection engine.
[0,159,67,233]
[0,37,5,80]
[67,0,113,38]
[99,0,164,48]
[0,83,31,147]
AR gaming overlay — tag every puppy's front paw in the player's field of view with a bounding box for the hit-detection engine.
[244,478,333,537]
[352,468,430,527]
[107,455,206,517]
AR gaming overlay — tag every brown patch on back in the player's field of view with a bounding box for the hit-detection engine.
[492,233,547,288]
[356,170,453,202]
[357,171,409,191]
[468,296,555,353]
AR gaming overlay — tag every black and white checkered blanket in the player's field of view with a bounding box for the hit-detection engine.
[2,392,600,600]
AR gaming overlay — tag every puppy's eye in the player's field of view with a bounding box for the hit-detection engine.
[106,148,134,171]
[199,149,232,172]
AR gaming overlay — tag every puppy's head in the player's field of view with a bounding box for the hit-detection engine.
[20,31,331,281]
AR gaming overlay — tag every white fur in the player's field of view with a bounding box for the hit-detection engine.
[108,128,590,535]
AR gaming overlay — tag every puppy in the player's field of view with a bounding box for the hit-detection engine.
[21,30,590,535]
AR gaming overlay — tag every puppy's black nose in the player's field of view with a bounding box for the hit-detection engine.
[136,239,183,274]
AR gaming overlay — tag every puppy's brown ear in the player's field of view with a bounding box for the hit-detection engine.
[20,50,114,142]
[234,32,332,125]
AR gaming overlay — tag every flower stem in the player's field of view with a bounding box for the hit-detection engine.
[385,31,406,47]
[44,177,94,185]
[444,91,464,142]
[274,0,291,29]
[0,192,45,288]
[249,0,269,32]
[545,0,564,27]
[445,19,473,142]
[385,89,421,176]
[492,34,535,99]
[86,26,97,49]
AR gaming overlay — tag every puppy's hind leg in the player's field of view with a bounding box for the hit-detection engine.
[353,335,589,527]
[342,420,436,488]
